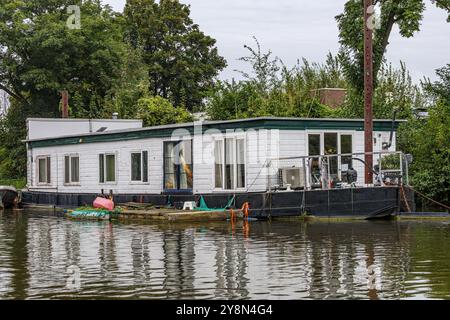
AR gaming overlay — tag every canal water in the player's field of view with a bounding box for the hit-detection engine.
[0,210,449,300]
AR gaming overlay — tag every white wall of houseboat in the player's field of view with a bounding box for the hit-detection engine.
[26,128,396,194]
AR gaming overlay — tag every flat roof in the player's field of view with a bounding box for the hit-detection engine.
[25,116,406,148]
[27,118,142,123]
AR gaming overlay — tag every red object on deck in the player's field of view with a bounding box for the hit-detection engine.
[93,197,114,211]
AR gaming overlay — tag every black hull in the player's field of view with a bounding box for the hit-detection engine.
[21,186,415,218]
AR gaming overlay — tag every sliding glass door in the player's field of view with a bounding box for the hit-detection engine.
[164,140,193,191]
[214,137,246,190]
[324,132,338,178]
[307,132,353,184]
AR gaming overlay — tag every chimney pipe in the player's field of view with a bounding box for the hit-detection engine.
[61,90,69,118]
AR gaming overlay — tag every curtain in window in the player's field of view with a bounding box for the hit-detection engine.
[214,140,224,188]
[164,141,193,190]
[72,157,79,182]
[236,139,245,188]
[225,138,234,190]
[164,142,176,189]
[71,157,79,183]
[179,141,193,189]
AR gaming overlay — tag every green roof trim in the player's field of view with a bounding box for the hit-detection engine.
[27,118,402,149]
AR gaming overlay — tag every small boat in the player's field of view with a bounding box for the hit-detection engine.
[0,186,18,209]
[65,209,112,220]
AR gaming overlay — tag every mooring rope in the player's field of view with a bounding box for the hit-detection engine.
[404,185,450,211]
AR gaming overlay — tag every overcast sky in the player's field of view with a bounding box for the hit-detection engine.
[104,0,449,83]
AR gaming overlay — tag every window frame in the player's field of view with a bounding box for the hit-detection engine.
[98,152,117,184]
[130,150,149,184]
[213,135,246,192]
[63,154,80,186]
[306,130,355,180]
[36,155,51,186]
[163,139,193,192]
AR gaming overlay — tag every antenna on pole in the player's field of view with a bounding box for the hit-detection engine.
[364,0,374,185]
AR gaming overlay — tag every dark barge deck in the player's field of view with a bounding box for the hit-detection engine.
[21,186,415,219]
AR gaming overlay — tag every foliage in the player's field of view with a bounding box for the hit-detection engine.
[0,178,26,189]
[398,65,450,205]
[0,0,132,178]
[104,48,150,119]
[0,0,129,118]
[136,96,193,127]
[124,0,227,111]
[206,39,342,120]
[379,153,401,170]
[336,0,449,92]
[337,61,425,119]
[0,100,27,179]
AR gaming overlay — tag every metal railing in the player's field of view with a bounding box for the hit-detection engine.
[267,151,409,191]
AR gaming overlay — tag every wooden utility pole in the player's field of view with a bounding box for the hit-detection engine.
[61,90,69,118]
[364,0,374,184]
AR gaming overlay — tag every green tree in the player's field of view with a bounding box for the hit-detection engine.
[207,39,343,120]
[398,65,450,206]
[0,0,129,178]
[338,61,425,119]
[124,0,227,111]
[336,0,449,92]
[104,48,149,119]
[136,96,193,127]
[0,101,27,179]
[0,0,128,118]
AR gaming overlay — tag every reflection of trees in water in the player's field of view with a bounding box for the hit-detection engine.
[404,222,450,299]
[2,213,30,299]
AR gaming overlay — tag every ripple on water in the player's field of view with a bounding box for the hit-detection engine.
[0,213,449,299]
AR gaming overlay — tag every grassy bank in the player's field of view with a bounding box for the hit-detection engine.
[0,178,26,189]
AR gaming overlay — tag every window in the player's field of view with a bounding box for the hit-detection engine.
[324,132,338,176]
[99,153,116,183]
[131,151,148,182]
[64,155,80,184]
[340,134,353,170]
[214,137,246,190]
[236,139,245,188]
[37,156,51,184]
[214,140,224,188]
[308,133,353,183]
[308,134,321,185]
[164,140,193,190]
[308,134,321,156]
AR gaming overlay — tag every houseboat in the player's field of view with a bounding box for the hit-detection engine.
[22,117,413,218]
